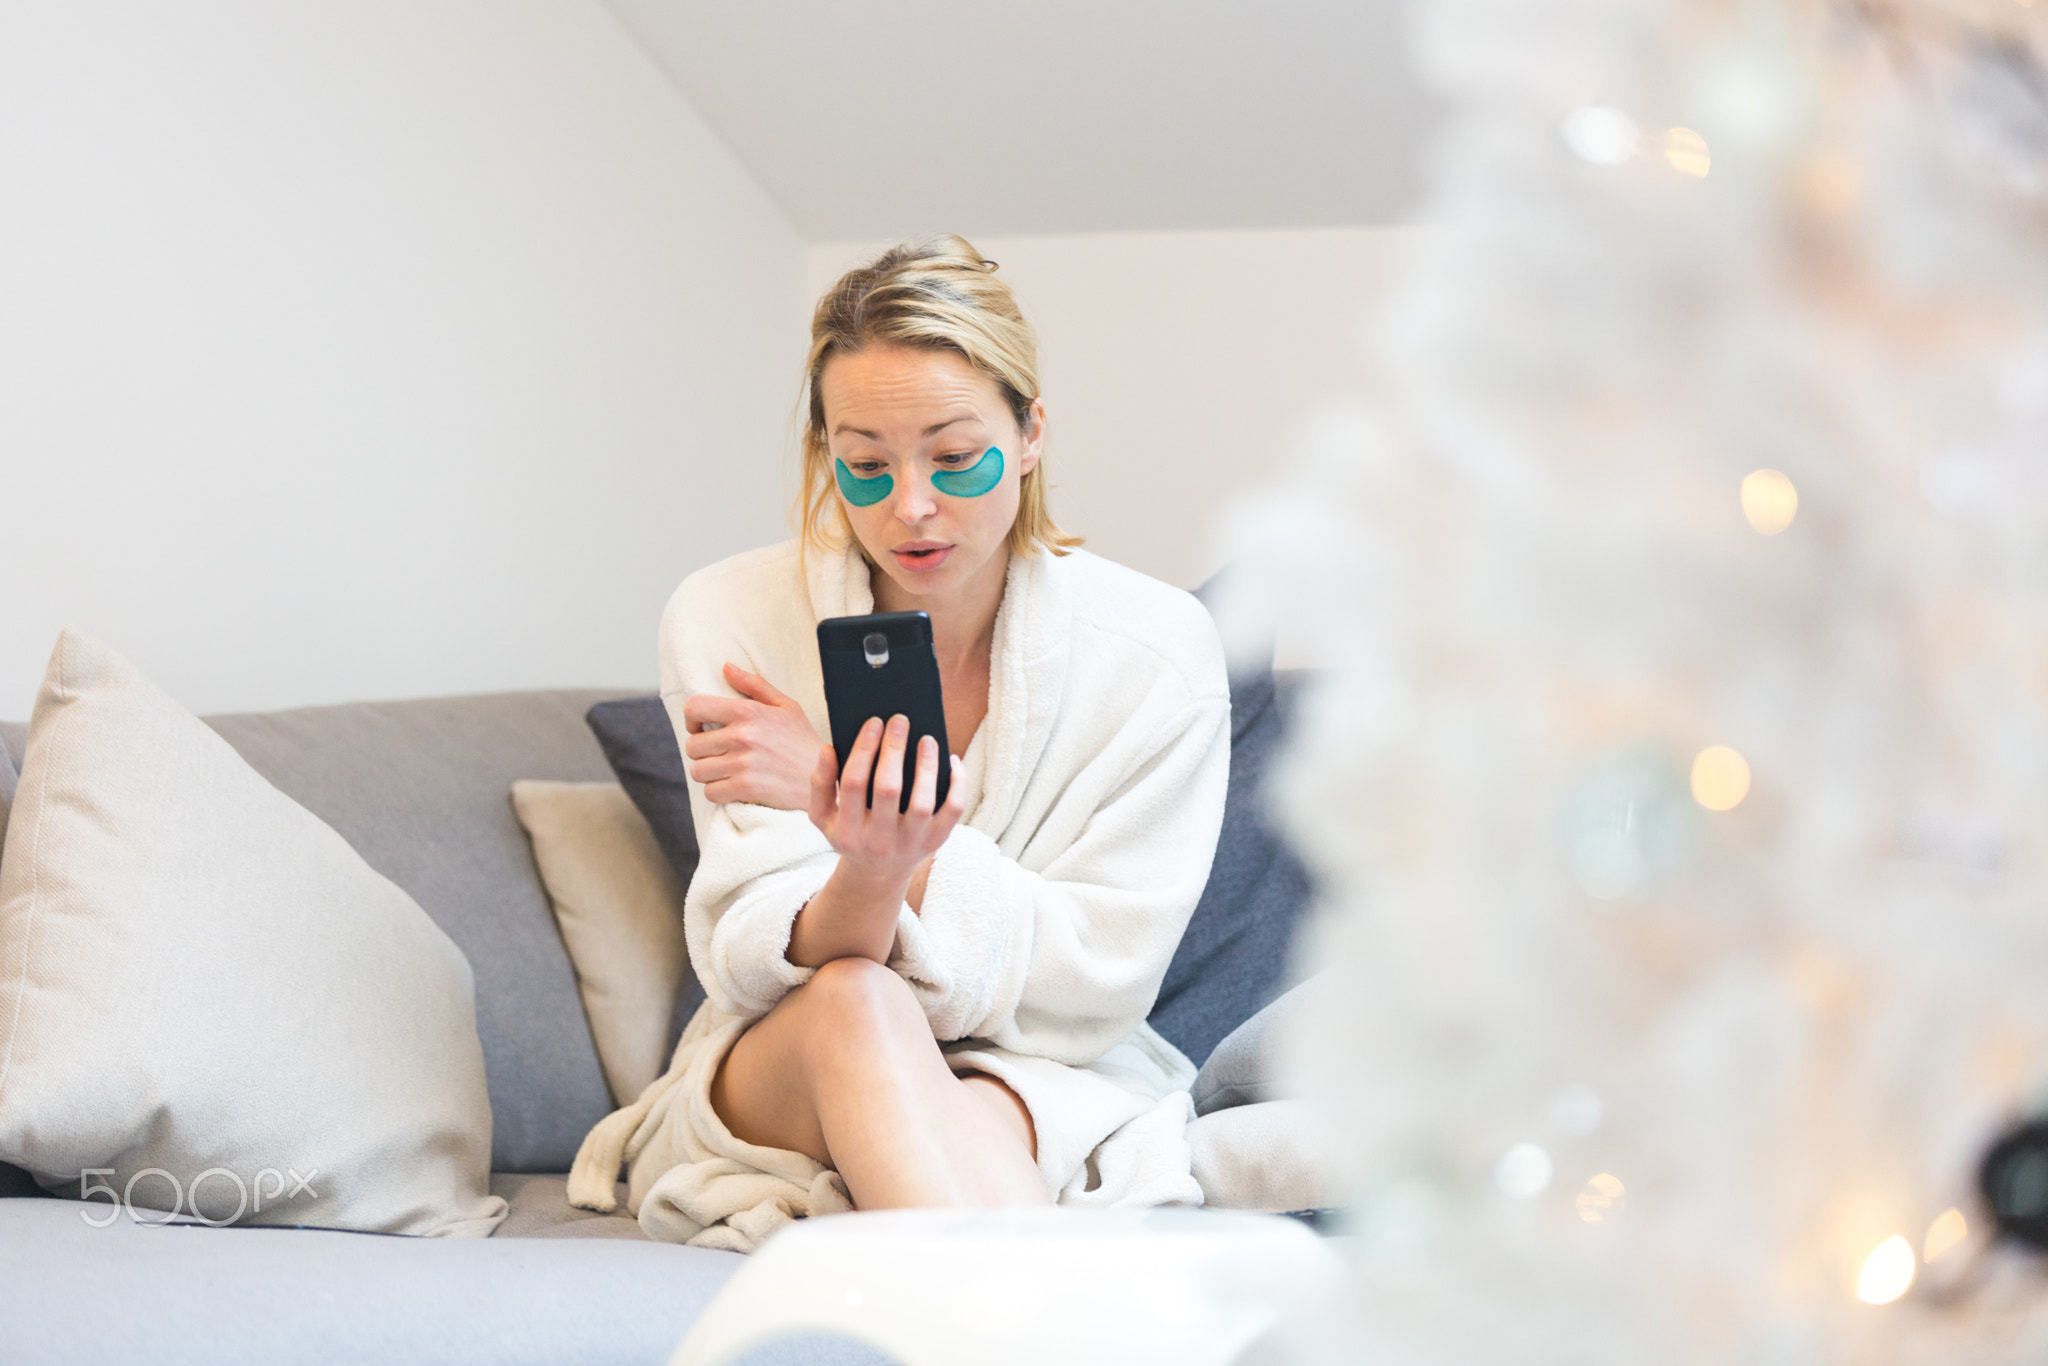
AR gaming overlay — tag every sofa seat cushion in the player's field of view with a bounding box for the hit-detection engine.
[0,1194,719,1365]
[0,1195,900,1366]
[491,1171,648,1240]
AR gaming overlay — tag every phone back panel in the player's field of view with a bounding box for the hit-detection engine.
[816,611,951,812]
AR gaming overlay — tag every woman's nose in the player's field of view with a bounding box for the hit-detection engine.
[894,472,938,524]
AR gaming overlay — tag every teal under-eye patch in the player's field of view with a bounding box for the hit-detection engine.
[834,458,893,507]
[931,447,1004,498]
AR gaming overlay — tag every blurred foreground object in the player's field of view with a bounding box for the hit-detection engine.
[1215,0,2048,1361]
[669,1208,1335,1366]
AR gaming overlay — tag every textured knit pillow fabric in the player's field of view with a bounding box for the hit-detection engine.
[0,631,505,1235]
[585,696,701,890]
[1147,577,1315,1066]
[512,780,695,1106]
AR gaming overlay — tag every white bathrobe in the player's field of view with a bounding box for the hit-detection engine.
[566,539,1230,1251]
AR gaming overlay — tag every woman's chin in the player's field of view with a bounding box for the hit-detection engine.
[869,541,1000,603]
[877,562,949,598]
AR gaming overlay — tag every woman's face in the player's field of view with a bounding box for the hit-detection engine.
[819,344,1043,605]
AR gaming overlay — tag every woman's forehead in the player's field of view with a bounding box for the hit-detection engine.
[821,346,1006,439]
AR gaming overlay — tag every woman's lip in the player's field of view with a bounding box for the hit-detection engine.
[891,543,953,571]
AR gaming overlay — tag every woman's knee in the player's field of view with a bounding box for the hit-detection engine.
[792,957,930,1059]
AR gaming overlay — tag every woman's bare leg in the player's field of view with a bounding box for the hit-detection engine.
[709,957,1051,1209]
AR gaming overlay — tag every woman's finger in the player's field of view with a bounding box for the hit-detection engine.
[701,778,746,806]
[723,661,796,710]
[871,715,910,812]
[682,727,738,761]
[840,717,883,812]
[687,754,738,786]
[681,693,748,734]
[907,734,939,816]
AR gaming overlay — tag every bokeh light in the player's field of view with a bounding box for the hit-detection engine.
[1923,1207,1968,1263]
[1576,1173,1626,1223]
[1857,1235,1917,1304]
[1690,746,1751,811]
[1562,106,1639,165]
[1663,127,1711,177]
[1741,469,1799,533]
[1495,1143,1554,1199]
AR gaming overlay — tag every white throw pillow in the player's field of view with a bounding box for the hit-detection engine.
[0,631,505,1236]
[512,780,690,1105]
[1186,1100,1340,1213]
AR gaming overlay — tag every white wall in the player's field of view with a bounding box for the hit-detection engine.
[0,2,807,716]
[806,229,1410,592]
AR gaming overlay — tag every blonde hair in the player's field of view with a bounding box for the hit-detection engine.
[796,235,1081,560]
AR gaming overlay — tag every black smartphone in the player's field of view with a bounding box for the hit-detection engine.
[816,611,951,813]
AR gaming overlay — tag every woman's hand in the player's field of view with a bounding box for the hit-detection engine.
[682,663,820,810]
[807,714,964,878]
[788,714,964,967]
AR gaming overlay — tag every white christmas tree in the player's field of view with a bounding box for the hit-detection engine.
[1218,1,2048,1361]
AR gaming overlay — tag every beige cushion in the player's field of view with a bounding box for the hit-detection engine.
[0,631,504,1236]
[511,780,689,1105]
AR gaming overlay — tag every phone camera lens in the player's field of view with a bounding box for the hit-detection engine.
[863,632,890,668]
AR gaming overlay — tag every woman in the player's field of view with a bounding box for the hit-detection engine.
[567,237,1230,1250]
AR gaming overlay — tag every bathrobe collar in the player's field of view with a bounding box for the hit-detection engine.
[803,540,1073,837]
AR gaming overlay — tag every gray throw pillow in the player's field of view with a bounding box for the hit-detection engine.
[1147,575,1315,1066]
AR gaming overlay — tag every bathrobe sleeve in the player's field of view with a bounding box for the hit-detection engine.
[665,706,836,1018]
[659,565,838,1020]
[888,672,1231,1066]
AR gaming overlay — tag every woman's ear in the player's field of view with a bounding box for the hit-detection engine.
[1018,397,1047,476]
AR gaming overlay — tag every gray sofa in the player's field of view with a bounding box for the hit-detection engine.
[0,680,1309,1365]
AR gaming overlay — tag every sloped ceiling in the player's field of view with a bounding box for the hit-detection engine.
[602,0,1437,239]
